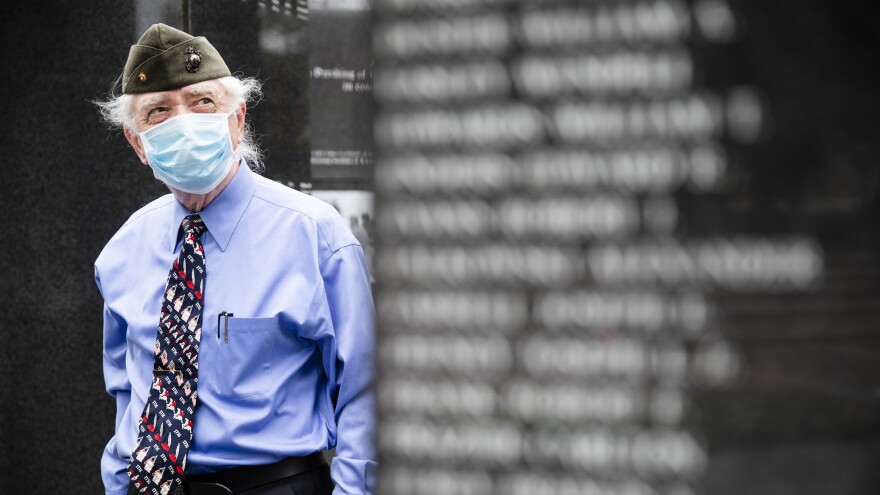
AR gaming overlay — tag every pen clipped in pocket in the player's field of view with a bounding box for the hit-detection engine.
[203,315,278,401]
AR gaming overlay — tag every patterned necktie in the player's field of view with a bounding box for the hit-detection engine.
[128,215,207,495]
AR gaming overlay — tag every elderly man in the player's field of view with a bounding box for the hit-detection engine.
[94,24,376,495]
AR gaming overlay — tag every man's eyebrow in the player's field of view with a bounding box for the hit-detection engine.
[137,95,169,112]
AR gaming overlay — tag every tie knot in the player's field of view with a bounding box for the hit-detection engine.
[182,214,207,237]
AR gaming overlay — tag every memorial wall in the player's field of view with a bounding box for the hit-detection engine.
[307,0,374,188]
[372,1,880,494]
[305,0,376,271]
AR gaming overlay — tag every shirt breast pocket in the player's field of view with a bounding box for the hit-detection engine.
[204,316,277,401]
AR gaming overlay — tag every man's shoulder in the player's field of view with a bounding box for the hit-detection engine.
[251,174,347,226]
[251,175,358,252]
[251,175,338,219]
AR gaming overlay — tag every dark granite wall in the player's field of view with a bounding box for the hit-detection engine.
[0,1,278,492]
[371,0,880,494]
[1,1,141,493]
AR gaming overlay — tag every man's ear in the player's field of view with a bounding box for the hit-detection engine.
[124,126,149,165]
[230,102,247,151]
[237,102,246,134]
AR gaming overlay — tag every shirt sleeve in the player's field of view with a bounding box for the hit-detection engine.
[97,268,134,495]
[316,244,378,495]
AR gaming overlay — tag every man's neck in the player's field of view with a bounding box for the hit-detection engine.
[172,160,241,212]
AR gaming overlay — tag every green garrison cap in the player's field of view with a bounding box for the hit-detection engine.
[122,23,231,94]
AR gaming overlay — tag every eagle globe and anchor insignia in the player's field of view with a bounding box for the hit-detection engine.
[184,46,202,73]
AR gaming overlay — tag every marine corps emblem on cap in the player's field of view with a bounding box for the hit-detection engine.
[184,46,202,73]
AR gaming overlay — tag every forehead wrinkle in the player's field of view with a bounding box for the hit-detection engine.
[133,83,224,119]
[185,83,221,98]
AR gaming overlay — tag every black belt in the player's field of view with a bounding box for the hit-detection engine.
[184,452,327,494]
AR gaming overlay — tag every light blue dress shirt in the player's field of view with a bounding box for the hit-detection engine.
[96,164,377,495]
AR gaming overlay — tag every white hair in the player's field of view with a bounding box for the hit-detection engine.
[94,75,266,172]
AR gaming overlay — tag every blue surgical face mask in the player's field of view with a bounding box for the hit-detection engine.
[139,110,237,194]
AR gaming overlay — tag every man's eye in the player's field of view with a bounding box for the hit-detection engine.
[196,98,213,105]
[148,107,168,116]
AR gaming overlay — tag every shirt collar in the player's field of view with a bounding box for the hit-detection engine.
[167,161,257,253]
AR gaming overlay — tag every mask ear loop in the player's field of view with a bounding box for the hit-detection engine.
[225,107,243,159]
